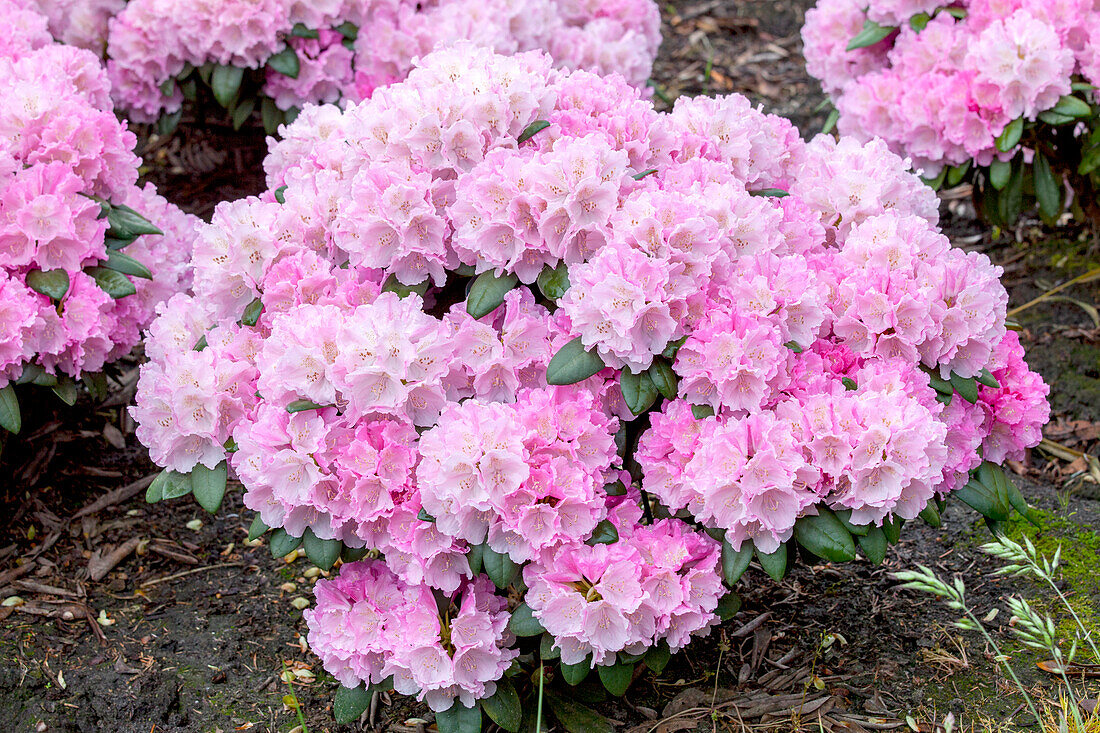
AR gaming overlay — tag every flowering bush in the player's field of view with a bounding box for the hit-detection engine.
[28,0,124,53]
[0,1,200,435]
[802,0,1100,225]
[105,0,661,136]
[134,45,1050,730]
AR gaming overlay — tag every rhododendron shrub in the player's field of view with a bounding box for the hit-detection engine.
[802,0,1100,226]
[29,0,124,53]
[0,4,200,435]
[105,0,661,136]
[134,46,1050,730]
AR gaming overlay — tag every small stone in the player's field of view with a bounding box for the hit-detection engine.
[290,597,310,610]
[185,519,203,531]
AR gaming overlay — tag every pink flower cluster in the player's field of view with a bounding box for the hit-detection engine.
[802,0,1098,173]
[306,562,518,712]
[105,0,661,122]
[29,0,124,53]
[0,6,199,389]
[133,47,1049,708]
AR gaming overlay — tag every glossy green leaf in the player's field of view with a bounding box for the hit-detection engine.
[989,158,1013,190]
[269,528,303,558]
[335,21,358,40]
[857,526,888,565]
[644,642,672,674]
[976,368,1000,389]
[248,514,269,541]
[715,591,741,620]
[483,546,519,589]
[909,12,930,31]
[105,251,153,280]
[466,542,484,575]
[333,684,371,725]
[647,359,678,400]
[48,376,77,406]
[822,108,840,135]
[995,118,1024,153]
[508,603,545,637]
[517,120,550,144]
[793,507,857,562]
[541,632,560,660]
[191,460,228,514]
[0,384,20,434]
[947,160,971,187]
[949,373,979,404]
[545,691,613,733]
[1033,152,1062,221]
[241,297,263,326]
[619,369,658,415]
[749,188,789,198]
[597,661,633,696]
[755,543,788,581]
[87,267,136,299]
[559,657,591,686]
[435,701,482,733]
[267,47,300,79]
[546,337,605,385]
[1039,110,1075,126]
[107,204,163,239]
[82,372,108,402]
[536,262,570,300]
[918,504,942,528]
[632,169,658,180]
[585,519,619,546]
[231,96,255,130]
[882,516,903,544]
[834,508,870,536]
[721,537,753,586]
[210,65,244,108]
[691,404,715,420]
[954,478,1010,521]
[481,677,521,732]
[145,469,171,503]
[847,19,895,50]
[1050,94,1092,118]
[466,270,519,319]
[26,269,70,300]
[286,399,328,413]
[154,470,193,501]
[262,98,284,136]
[291,23,320,38]
[302,527,341,571]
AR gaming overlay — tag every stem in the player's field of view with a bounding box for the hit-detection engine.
[535,661,544,733]
[1041,575,1100,661]
[1006,267,1100,317]
[967,609,1042,724]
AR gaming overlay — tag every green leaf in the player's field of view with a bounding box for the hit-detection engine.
[644,642,672,674]
[248,514,269,541]
[302,527,342,571]
[341,545,369,563]
[82,372,108,402]
[481,677,521,732]
[145,470,168,503]
[921,167,947,191]
[949,373,979,404]
[546,337,605,385]
[603,480,627,496]
[793,507,857,562]
[647,359,679,400]
[0,384,21,434]
[755,543,788,581]
[544,691,614,733]
[210,65,244,108]
[273,185,288,204]
[1050,94,1092,118]
[231,96,256,130]
[508,603,545,637]
[286,399,328,413]
[918,504,942,528]
[947,160,971,187]
[104,251,153,280]
[784,340,803,353]
[822,108,839,135]
[721,538,753,586]
[26,269,70,300]
[158,78,176,96]
[833,508,870,536]
[466,270,519,319]
[435,701,482,733]
[536,262,570,300]
[749,188,789,198]
[559,656,591,686]
[50,376,78,406]
[597,661,633,696]
[267,47,300,79]
[483,546,519,589]
[466,542,484,576]
[194,335,208,352]
[857,526,888,565]
[241,297,263,326]
[17,363,43,385]
[291,22,320,38]
[619,369,658,415]
[1002,473,1042,527]
[262,97,284,136]
[1033,152,1062,221]
[517,120,550,144]
[976,368,1000,389]
[107,203,163,238]
[1079,145,1100,176]
[269,528,303,559]
[691,404,715,420]
[841,377,858,391]
[191,460,228,514]
[997,158,1025,225]
[846,19,896,51]
[417,508,435,522]
[995,118,1023,153]
[989,158,1013,190]
[335,21,358,40]
[585,519,619,546]
[715,591,741,620]
[954,478,1010,522]
[1039,110,1075,126]
[149,470,193,501]
[541,632,560,660]
[87,267,136,299]
[632,168,658,180]
[156,110,182,136]
[909,12,930,31]
[333,684,371,725]
[882,516,903,544]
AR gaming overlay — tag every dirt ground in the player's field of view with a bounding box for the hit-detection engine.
[2,1,1100,731]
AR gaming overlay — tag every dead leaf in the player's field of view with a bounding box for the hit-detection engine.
[1037,660,1100,677]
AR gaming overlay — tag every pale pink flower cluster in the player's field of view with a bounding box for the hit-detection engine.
[524,518,723,665]
[29,0,124,53]
[105,0,660,122]
[306,563,518,712]
[802,0,1096,173]
[0,11,199,388]
[132,48,1050,705]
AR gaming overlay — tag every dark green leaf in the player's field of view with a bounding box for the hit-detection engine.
[262,97,284,136]
[194,335,208,351]
[541,632,560,660]
[333,685,371,725]
[749,188,789,198]
[1078,145,1100,176]
[544,691,613,733]
[241,297,263,326]
[269,528,303,558]
[417,508,435,522]
[918,504,942,527]
[619,369,658,416]
[192,460,228,513]
[0,384,22,434]
[1050,94,1092,118]
[483,546,519,589]
[17,363,43,385]
[721,538,753,586]
[1039,111,1075,126]
[536,262,570,300]
[273,185,287,204]
[661,336,687,361]
[1033,152,1062,221]
[508,603,545,637]
[291,23,320,38]
[248,514,269,541]
[32,370,57,386]
[156,110,182,136]
[585,519,619,546]
[466,542,484,575]
[947,160,971,187]
[755,543,788,581]
[481,677,521,732]
[846,19,896,51]
[1002,473,1042,527]
[833,508,870,536]
[954,478,1010,521]
[158,78,176,96]
[857,526,888,565]
[559,657,591,686]
[87,267,136,299]
[647,359,679,400]
[210,65,244,108]
[435,701,482,733]
[342,545,369,562]
[989,158,1013,190]
[302,527,341,571]
[107,203,163,238]
[286,399,328,413]
[284,106,300,125]
[145,470,168,503]
[632,169,658,180]
[104,251,153,280]
[841,377,858,391]
[51,377,78,406]
[517,120,550,144]
[997,158,1025,226]
[974,368,998,390]
[793,507,857,563]
[949,373,979,404]
[466,270,519,319]
[335,21,358,40]
[597,661,633,696]
[921,167,947,191]
[644,642,672,674]
[715,591,741,620]
[82,372,108,402]
[232,96,256,130]
[995,118,1023,153]
[882,516,903,544]
[158,470,193,500]
[909,12,930,31]
[691,404,715,420]
[822,108,840,135]
[546,337,605,385]
[603,480,627,497]
[784,340,803,353]
[105,236,133,250]
[267,47,300,79]
[26,269,70,300]
[943,6,967,18]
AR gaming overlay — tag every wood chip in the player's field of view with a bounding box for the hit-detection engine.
[88,536,143,581]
